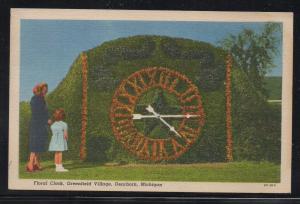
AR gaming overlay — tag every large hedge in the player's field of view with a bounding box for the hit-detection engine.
[19,35,281,164]
[231,68,281,163]
[19,101,31,162]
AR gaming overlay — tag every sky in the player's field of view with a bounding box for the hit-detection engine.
[20,20,282,101]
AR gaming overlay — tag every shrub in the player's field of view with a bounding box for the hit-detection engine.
[86,134,113,163]
[231,68,281,163]
[102,36,156,63]
[160,37,226,91]
[19,102,31,162]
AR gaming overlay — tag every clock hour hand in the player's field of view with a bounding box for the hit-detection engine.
[145,105,182,138]
[145,105,159,117]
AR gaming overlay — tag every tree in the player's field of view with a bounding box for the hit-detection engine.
[221,24,282,163]
[219,23,281,97]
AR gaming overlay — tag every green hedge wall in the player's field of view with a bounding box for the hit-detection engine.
[19,35,281,164]
[19,102,31,162]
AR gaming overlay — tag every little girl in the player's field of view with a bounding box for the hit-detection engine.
[49,108,69,172]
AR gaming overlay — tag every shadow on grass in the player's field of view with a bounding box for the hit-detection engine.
[21,163,54,171]
[62,160,130,170]
[62,161,104,170]
[21,160,123,172]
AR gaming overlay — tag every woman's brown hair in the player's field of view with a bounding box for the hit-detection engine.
[32,82,48,96]
[53,108,65,121]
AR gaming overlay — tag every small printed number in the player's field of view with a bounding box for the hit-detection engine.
[264,184,276,187]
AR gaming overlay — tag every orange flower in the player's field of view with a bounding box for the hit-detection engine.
[225,53,233,162]
[80,53,88,161]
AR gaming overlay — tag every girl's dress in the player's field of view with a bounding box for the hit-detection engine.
[49,121,68,151]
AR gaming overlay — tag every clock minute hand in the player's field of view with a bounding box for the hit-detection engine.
[132,114,201,120]
[145,105,182,138]
[160,114,201,118]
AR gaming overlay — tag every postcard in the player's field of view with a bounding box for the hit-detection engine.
[9,9,293,193]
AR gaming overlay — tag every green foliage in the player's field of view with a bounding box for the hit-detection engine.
[264,76,282,100]
[102,35,156,62]
[176,89,227,163]
[219,23,282,96]
[19,102,31,162]
[160,37,226,91]
[19,35,281,165]
[161,37,214,59]
[231,68,281,163]
[133,90,181,140]
[86,134,113,163]
[87,36,226,92]
[84,35,229,162]
[46,55,83,161]
[19,161,280,183]
[87,36,156,91]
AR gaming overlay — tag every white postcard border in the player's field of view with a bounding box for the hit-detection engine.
[9,9,293,193]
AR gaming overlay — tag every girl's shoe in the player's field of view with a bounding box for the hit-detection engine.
[55,166,69,172]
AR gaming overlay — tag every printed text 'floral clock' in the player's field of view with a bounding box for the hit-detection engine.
[110,67,205,161]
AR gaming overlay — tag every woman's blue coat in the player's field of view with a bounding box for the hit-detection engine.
[29,95,49,152]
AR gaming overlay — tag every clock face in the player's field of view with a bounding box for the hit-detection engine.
[110,67,205,161]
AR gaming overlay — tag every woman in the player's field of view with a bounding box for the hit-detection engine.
[26,83,51,172]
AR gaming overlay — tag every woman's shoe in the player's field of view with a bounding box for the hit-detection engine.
[33,164,43,171]
[26,166,35,172]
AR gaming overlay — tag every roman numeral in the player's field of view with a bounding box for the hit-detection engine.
[127,75,145,96]
[182,105,199,111]
[138,139,150,158]
[119,131,136,144]
[128,135,145,152]
[146,69,158,86]
[179,127,197,144]
[171,138,185,156]
[151,139,169,160]
[181,105,201,115]
[177,118,199,144]
[118,128,136,137]
[179,86,199,103]
[117,119,132,125]
[158,71,170,89]
[118,85,138,105]
[115,120,133,131]
[137,73,148,89]
[151,140,158,159]
[112,99,134,113]
[113,113,132,118]
[168,78,180,95]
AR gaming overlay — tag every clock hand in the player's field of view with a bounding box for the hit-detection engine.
[163,114,201,119]
[145,105,182,138]
[132,114,156,120]
[145,105,159,116]
[133,113,201,120]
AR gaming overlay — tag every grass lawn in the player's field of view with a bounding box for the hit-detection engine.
[19,161,280,183]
